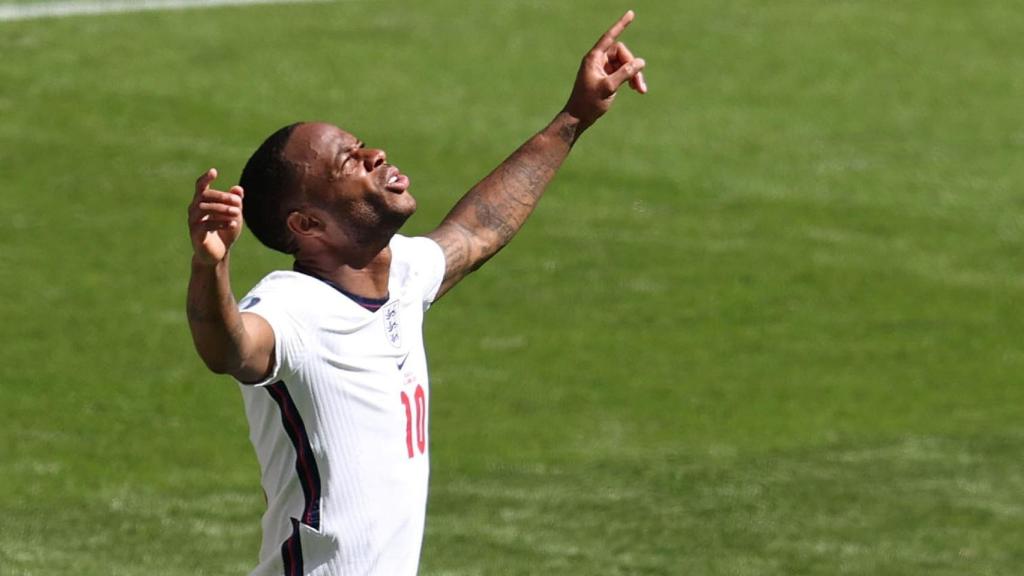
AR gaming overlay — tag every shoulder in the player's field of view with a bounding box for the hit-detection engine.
[389,235,446,306]
[388,235,444,277]
[244,270,319,297]
[240,271,332,313]
[389,234,443,261]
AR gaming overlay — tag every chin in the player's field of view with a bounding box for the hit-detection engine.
[383,201,416,232]
[392,192,417,219]
[401,195,418,216]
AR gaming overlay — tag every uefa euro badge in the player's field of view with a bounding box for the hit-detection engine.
[382,301,402,348]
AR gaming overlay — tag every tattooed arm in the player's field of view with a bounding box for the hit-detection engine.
[187,169,275,383]
[426,10,647,299]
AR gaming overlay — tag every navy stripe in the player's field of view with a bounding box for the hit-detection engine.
[267,381,322,530]
[280,518,304,576]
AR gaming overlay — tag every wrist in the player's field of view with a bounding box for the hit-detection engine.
[191,253,229,272]
[552,110,588,145]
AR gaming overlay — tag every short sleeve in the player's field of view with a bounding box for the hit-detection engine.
[390,235,447,308]
[236,279,308,387]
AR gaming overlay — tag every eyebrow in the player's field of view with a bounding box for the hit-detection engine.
[334,141,364,167]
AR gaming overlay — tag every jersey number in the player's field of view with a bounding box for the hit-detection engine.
[400,384,426,458]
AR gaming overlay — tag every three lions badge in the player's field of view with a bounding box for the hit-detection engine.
[381,301,402,348]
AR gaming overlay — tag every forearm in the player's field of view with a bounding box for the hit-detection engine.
[186,255,250,374]
[431,111,583,276]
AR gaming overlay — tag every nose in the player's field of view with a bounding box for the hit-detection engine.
[360,148,387,172]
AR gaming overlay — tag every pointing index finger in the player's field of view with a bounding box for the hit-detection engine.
[593,10,635,52]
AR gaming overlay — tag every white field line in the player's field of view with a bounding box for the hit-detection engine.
[0,0,332,22]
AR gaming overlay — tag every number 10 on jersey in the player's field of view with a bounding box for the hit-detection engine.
[400,384,426,458]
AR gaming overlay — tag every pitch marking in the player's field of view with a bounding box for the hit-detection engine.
[0,0,332,22]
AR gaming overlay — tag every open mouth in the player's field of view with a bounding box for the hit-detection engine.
[384,167,410,193]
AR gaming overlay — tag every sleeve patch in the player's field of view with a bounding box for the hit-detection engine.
[240,296,262,310]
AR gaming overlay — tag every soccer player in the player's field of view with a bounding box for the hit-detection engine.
[186,10,646,576]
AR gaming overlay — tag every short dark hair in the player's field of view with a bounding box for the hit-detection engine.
[240,122,303,254]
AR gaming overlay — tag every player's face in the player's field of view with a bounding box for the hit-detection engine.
[285,122,417,239]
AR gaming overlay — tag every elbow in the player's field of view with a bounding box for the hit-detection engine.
[196,350,244,376]
[202,359,238,376]
[470,238,507,272]
[204,361,236,375]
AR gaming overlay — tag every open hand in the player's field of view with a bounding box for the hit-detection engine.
[563,10,647,130]
[188,168,244,266]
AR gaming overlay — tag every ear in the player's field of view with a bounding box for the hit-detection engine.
[286,209,325,240]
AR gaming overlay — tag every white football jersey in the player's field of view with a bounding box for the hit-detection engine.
[236,234,445,576]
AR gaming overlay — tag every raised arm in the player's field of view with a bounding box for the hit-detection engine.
[426,10,647,299]
[186,169,275,383]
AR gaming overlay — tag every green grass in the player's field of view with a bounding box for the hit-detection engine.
[1,0,1023,574]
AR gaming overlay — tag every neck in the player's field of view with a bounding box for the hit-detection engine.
[293,244,392,300]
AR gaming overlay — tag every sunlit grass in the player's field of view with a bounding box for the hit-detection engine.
[1,0,1022,574]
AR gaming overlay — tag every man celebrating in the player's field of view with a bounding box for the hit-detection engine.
[186,11,646,576]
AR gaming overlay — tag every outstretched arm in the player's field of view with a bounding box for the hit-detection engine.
[426,10,647,300]
[186,169,275,383]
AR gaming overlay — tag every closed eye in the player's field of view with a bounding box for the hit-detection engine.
[334,141,365,175]
[337,141,365,171]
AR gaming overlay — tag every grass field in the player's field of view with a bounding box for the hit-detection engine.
[2,0,1023,574]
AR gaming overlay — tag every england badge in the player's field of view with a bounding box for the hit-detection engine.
[381,301,402,348]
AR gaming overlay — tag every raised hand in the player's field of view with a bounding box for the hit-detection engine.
[563,10,647,130]
[188,168,244,266]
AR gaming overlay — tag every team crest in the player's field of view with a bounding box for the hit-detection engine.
[381,301,402,348]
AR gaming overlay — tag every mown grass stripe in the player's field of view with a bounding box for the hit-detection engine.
[0,0,331,22]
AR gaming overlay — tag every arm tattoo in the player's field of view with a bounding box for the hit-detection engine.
[430,222,473,276]
[558,120,580,146]
[471,193,520,244]
[187,283,237,324]
[430,113,578,291]
[187,301,217,323]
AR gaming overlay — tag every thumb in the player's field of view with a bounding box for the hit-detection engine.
[608,58,647,93]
